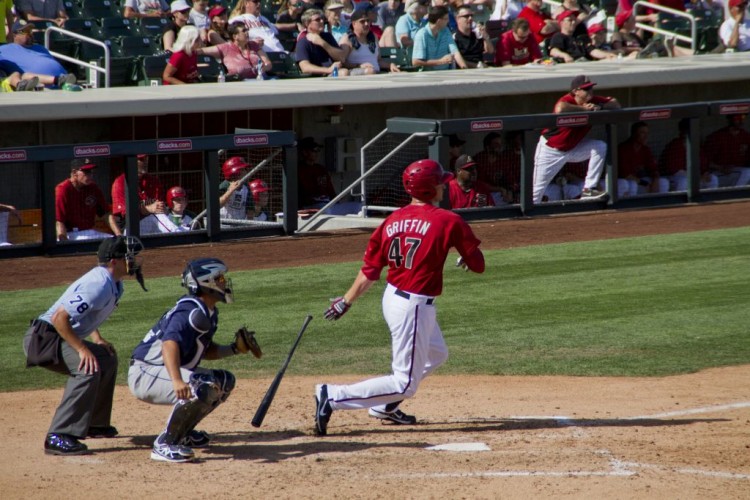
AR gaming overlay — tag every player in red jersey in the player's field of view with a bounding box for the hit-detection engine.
[313,159,485,436]
[55,159,118,241]
[532,74,621,204]
[111,154,165,232]
[448,154,497,208]
[702,114,750,187]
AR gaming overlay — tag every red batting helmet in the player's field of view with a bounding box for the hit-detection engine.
[402,159,453,202]
[166,186,187,209]
[248,179,270,203]
[222,156,250,180]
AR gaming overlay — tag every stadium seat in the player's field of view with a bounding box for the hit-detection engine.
[138,53,170,85]
[80,0,120,19]
[138,16,170,40]
[63,0,87,19]
[63,17,100,36]
[196,55,223,82]
[101,17,137,39]
[484,20,510,41]
[118,35,157,57]
[266,51,310,78]
[379,47,418,72]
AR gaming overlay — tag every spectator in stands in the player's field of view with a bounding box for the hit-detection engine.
[296,8,350,76]
[140,185,196,233]
[198,23,273,79]
[339,9,400,73]
[720,0,750,52]
[412,6,467,70]
[395,0,428,49]
[340,0,355,28]
[494,17,542,66]
[703,113,750,187]
[616,121,668,197]
[550,0,591,37]
[376,0,404,46]
[189,0,211,42]
[207,5,230,45]
[0,20,78,89]
[163,0,192,52]
[248,179,272,221]
[448,133,466,168]
[325,0,348,43]
[163,25,202,84]
[611,9,645,57]
[0,71,39,91]
[586,23,621,60]
[453,5,494,68]
[219,156,254,221]
[276,0,306,50]
[659,118,718,191]
[518,0,558,45]
[548,10,591,63]
[298,137,337,209]
[55,159,118,241]
[123,0,170,19]
[0,203,21,246]
[490,0,524,21]
[111,154,165,233]
[229,0,287,53]
[448,155,496,208]
[16,0,67,27]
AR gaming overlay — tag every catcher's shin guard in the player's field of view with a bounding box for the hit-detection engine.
[162,370,236,444]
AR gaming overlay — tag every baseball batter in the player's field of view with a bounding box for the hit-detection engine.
[314,159,485,436]
[23,236,145,456]
[532,74,621,204]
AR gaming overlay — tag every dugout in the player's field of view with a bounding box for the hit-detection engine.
[0,129,297,258]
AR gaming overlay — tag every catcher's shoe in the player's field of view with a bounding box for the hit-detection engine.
[151,442,195,463]
[368,408,417,425]
[86,425,119,438]
[314,384,332,436]
[45,433,90,456]
[180,430,210,448]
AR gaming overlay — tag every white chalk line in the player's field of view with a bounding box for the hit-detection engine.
[629,401,750,419]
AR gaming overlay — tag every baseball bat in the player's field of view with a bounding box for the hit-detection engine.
[251,314,313,427]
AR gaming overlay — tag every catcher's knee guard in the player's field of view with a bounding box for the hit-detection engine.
[162,370,236,445]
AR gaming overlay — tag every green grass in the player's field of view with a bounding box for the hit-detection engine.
[2,226,749,392]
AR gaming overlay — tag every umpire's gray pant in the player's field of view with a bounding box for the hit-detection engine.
[24,330,118,438]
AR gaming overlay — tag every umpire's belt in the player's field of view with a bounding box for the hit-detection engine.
[394,288,434,305]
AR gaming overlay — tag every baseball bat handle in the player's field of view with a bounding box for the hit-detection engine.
[251,315,313,428]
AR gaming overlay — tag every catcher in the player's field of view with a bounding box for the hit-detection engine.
[127,257,262,463]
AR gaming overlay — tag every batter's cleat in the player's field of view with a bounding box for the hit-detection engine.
[180,429,210,448]
[314,384,332,436]
[86,425,119,438]
[151,442,195,463]
[368,408,417,425]
[44,433,90,456]
[581,188,608,200]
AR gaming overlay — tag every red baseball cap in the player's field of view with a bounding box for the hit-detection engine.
[556,9,578,23]
[587,23,605,35]
[209,5,227,18]
[729,0,747,8]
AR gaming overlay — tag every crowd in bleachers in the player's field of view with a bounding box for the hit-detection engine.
[0,0,747,88]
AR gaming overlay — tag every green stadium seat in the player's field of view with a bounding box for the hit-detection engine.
[266,51,311,78]
[196,55,223,82]
[379,47,418,72]
[101,17,137,39]
[118,35,157,57]
[138,53,170,86]
[80,0,120,19]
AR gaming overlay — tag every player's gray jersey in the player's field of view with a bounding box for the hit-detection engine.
[220,184,251,220]
[39,266,123,338]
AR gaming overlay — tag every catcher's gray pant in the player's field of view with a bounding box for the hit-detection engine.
[24,330,118,438]
[533,136,606,204]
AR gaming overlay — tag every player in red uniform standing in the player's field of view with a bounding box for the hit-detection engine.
[314,159,485,436]
[111,154,165,232]
[55,159,118,241]
[532,74,621,204]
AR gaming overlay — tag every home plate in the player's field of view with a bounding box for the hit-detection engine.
[426,442,491,452]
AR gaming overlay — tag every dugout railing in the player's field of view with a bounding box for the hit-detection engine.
[310,99,750,226]
[0,129,297,258]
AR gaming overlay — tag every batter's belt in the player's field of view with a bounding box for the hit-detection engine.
[394,288,434,305]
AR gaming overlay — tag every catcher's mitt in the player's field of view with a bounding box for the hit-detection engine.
[233,327,263,358]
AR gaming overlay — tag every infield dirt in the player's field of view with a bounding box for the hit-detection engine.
[2,202,749,499]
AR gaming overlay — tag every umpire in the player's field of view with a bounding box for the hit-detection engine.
[23,236,145,456]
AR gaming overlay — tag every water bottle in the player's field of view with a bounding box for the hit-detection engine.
[218,68,226,83]
[256,60,264,80]
[332,65,338,78]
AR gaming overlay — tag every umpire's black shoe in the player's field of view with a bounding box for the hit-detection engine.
[86,425,119,438]
[44,433,90,455]
[314,384,332,436]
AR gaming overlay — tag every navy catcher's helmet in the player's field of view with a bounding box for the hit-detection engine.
[182,257,234,303]
[402,159,453,202]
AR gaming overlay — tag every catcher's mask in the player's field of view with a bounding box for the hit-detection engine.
[182,257,234,304]
[97,236,147,291]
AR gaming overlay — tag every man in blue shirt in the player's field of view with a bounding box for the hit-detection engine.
[411,5,467,70]
[394,0,427,49]
[23,236,146,456]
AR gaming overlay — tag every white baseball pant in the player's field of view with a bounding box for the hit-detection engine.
[326,284,447,412]
[533,136,607,204]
